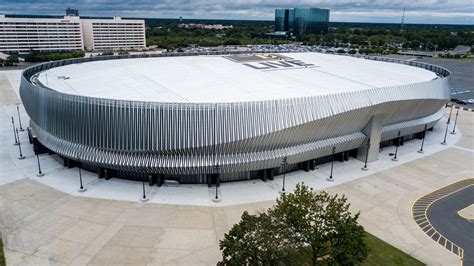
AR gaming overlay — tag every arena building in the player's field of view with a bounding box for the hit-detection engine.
[20,52,450,186]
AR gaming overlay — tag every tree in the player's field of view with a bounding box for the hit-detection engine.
[219,212,286,265]
[219,183,368,265]
[5,55,19,66]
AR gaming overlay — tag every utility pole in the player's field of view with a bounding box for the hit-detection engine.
[400,6,406,32]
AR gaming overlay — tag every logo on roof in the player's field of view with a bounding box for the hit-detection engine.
[224,54,318,71]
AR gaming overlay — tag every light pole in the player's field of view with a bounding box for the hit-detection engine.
[362,138,371,170]
[280,157,288,194]
[447,103,453,124]
[213,165,221,202]
[78,168,86,192]
[36,154,45,177]
[441,116,450,145]
[140,181,148,201]
[11,116,18,145]
[451,110,459,135]
[418,125,428,153]
[17,129,25,160]
[16,104,24,131]
[327,146,336,182]
[392,131,401,161]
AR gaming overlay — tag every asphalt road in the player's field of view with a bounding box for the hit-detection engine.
[418,58,474,106]
[417,58,474,90]
[427,186,474,265]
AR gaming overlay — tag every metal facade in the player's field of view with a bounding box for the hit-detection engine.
[19,52,451,181]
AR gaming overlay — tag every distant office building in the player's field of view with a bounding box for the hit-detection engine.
[0,14,83,53]
[275,9,293,32]
[293,8,330,37]
[81,17,146,51]
[178,23,233,30]
[275,8,329,39]
[0,14,145,53]
[66,7,79,17]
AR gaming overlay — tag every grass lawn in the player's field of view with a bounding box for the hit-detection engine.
[0,231,423,266]
[362,232,425,266]
[0,237,5,266]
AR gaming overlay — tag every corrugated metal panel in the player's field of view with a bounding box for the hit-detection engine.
[20,52,451,175]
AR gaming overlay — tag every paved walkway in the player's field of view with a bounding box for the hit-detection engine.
[0,70,473,265]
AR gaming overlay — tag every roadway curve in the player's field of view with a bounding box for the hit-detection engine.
[427,185,474,265]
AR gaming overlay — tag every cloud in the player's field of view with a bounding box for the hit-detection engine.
[0,0,473,24]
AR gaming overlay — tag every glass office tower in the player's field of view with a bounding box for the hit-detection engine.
[274,8,329,39]
[275,9,293,32]
[293,8,329,38]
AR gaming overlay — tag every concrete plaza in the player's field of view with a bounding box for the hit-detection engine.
[1,70,473,265]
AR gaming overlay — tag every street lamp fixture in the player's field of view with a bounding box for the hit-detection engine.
[327,147,336,181]
[11,117,18,145]
[391,131,401,161]
[213,164,221,202]
[361,138,371,170]
[418,125,427,153]
[441,116,450,145]
[280,157,288,194]
[451,110,459,135]
[78,168,87,192]
[36,154,45,177]
[16,104,24,131]
[17,128,25,160]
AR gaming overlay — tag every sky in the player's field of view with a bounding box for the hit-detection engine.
[1,0,473,25]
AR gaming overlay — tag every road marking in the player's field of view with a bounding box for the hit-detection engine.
[450,88,472,95]
[412,179,474,263]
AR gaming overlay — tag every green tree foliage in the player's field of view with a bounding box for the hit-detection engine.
[25,50,85,63]
[302,27,473,52]
[219,183,368,265]
[145,21,290,50]
[0,55,19,66]
[218,212,286,265]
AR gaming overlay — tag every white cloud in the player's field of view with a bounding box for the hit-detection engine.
[0,0,473,24]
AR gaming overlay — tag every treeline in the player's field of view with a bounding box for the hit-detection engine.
[146,21,290,50]
[24,50,85,63]
[0,55,19,66]
[145,18,474,52]
[302,27,474,51]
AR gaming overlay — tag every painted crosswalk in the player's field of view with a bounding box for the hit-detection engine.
[450,88,472,95]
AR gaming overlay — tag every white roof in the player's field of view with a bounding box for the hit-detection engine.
[38,53,437,103]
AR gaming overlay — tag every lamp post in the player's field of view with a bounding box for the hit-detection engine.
[327,146,336,182]
[447,103,453,124]
[391,131,401,161]
[36,154,44,177]
[213,165,221,202]
[16,129,25,160]
[418,125,428,153]
[16,104,24,131]
[78,168,86,192]
[451,110,459,135]
[139,181,149,202]
[441,116,450,145]
[11,117,18,145]
[280,157,288,194]
[362,138,371,170]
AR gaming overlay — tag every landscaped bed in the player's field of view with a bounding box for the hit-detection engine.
[363,232,424,266]
[0,237,5,266]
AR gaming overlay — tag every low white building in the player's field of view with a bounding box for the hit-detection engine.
[81,17,145,51]
[0,14,146,53]
[0,14,83,53]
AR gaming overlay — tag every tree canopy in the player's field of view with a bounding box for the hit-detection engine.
[219,183,368,265]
